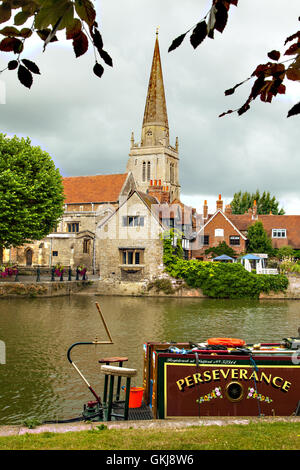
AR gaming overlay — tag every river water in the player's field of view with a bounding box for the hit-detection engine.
[0,295,299,425]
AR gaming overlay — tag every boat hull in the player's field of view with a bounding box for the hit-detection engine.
[143,342,300,418]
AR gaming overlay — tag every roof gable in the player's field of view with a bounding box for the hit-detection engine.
[198,210,247,240]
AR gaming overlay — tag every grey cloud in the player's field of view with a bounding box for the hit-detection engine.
[0,0,299,211]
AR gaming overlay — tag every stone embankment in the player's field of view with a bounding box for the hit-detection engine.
[0,280,97,298]
[1,274,300,299]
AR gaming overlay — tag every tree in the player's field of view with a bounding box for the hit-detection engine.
[230,190,285,215]
[246,221,273,255]
[168,1,300,117]
[0,0,112,88]
[0,133,64,257]
[205,241,236,258]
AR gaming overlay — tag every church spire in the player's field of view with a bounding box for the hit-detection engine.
[141,30,169,147]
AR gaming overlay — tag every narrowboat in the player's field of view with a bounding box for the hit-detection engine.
[142,336,300,418]
[64,304,300,421]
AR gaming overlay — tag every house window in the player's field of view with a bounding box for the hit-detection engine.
[122,216,145,227]
[215,228,224,237]
[272,229,286,238]
[120,249,143,265]
[229,236,240,246]
[68,222,79,233]
[202,235,209,246]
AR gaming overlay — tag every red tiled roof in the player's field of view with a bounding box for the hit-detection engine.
[63,174,128,204]
[228,213,300,248]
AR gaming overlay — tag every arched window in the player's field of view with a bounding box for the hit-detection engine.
[147,161,151,181]
[170,163,174,184]
[142,161,146,182]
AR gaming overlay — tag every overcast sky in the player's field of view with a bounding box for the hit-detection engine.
[0,0,299,214]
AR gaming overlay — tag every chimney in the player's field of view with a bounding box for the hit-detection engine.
[203,200,208,220]
[216,194,223,212]
[252,200,258,219]
[225,204,232,215]
[148,182,170,203]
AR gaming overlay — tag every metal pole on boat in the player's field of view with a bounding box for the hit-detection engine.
[66,303,114,406]
[67,342,103,405]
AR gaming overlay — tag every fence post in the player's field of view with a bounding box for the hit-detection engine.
[68,266,72,281]
[51,267,55,282]
[36,267,40,282]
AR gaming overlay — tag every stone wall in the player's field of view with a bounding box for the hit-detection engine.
[0,280,97,298]
[259,274,300,300]
[97,192,164,281]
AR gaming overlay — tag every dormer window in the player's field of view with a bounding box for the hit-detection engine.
[272,229,286,238]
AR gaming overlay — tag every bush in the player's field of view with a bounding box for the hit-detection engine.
[162,234,288,299]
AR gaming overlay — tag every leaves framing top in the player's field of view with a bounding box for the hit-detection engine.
[0,0,113,88]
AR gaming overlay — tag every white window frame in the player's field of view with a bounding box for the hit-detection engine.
[215,228,224,237]
[272,229,286,238]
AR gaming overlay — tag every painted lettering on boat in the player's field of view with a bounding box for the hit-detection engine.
[176,368,291,393]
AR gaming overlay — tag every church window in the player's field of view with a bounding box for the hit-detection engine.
[170,163,174,183]
[142,161,146,182]
[147,161,151,181]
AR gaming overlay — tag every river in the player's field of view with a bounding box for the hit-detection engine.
[0,295,299,424]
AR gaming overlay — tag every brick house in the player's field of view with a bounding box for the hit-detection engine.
[194,194,300,259]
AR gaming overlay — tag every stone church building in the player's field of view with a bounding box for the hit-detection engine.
[5,33,199,281]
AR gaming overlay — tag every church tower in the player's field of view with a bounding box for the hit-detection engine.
[126,31,180,202]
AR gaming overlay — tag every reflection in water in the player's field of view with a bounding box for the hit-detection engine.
[0,295,299,424]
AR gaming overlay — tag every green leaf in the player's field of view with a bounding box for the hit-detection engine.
[66,17,81,40]
[75,0,96,27]
[0,4,11,25]
[14,10,32,26]
[0,26,20,36]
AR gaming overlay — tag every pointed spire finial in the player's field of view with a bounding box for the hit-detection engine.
[156,26,159,36]
[142,31,169,146]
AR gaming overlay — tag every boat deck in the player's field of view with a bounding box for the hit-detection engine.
[112,401,153,421]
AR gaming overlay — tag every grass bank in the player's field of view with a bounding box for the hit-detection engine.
[0,422,299,450]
